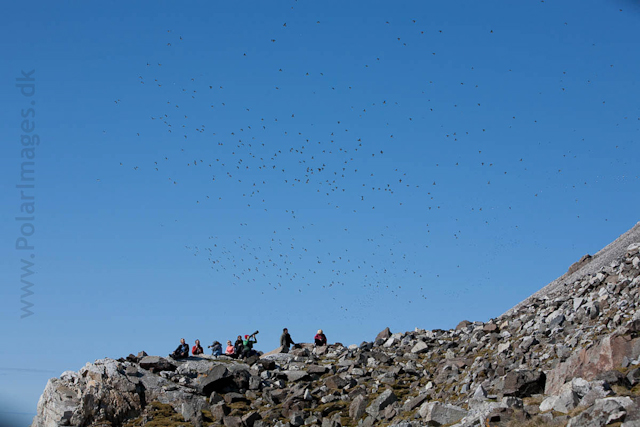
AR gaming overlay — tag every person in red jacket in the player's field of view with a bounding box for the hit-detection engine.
[314,329,327,346]
[192,339,204,355]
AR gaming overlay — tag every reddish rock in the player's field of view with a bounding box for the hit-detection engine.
[546,333,640,395]
[456,320,472,331]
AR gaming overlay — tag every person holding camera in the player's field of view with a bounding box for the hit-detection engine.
[208,341,222,356]
[242,331,259,358]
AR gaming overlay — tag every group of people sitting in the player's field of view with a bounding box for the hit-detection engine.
[170,333,258,360]
[169,328,327,360]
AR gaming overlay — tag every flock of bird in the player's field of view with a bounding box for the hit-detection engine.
[110,5,637,315]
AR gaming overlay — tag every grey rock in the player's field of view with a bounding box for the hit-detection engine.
[567,397,635,427]
[283,370,310,382]
[365,389,397,418]
[628,367,640,386]
[209,391,224,405]
[411,342,429,354]
[418,401,467,426]
[198,365,230,395]
[290,412,305,426]
[223,415,243,427]
[502,370,546,397]
[139,356,177,372]
[473,385,487,400]
[324,375,348,390]
[403,393,429,412]
[350,394,367,420]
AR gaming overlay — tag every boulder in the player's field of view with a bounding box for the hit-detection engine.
[502,370,546,398]
[32,359,145,427]
[546,334,640,394]
[403,393,429,412]
[596,369,631,388]
[419,401,467,426]
[456,320,472,331]
[139,356,177,373]
[411,342,429,354]
[210,403,230,420]
[483,323,499,333]
[375,327,392,343]
[282,370,310,382]
[307,364,329,375]
[290,412,305,426]
[324,375,349,390]
[223,415,243,427]
[198,365,230,395]
[350,394,367,420]
[256,359,276,370]
[629,367,640,386]
[539,390,579,414]
[365,389,397,418]
[567,397,635,427]
[209,391,224,405]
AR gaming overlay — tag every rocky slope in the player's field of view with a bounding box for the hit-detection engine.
[31,230,640,427]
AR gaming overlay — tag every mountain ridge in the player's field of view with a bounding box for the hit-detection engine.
[29,222,640,427]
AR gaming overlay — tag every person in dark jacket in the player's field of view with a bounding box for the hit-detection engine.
[280,328,295,353]
[233,335,244,358]
[314,330,327,346]
[170,338,189,359]
[192,339,204,355]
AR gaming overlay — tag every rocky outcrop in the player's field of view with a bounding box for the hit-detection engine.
[504,221,640,317]
[31,228,640,427]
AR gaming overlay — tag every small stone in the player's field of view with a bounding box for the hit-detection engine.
[473,385,487,400]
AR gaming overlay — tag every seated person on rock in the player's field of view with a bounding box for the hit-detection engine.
[234,335,244,358]
[242,333,258,358]
[225,340,235,357]
[208,341,222,356]
[314,329,327,346]
[192,339,204,355]
[170,338,189,359]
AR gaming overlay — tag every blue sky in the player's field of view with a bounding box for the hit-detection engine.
[1,0,640,424]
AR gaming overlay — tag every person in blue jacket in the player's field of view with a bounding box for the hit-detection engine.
[208,341,222,356]
[170,338,189,359]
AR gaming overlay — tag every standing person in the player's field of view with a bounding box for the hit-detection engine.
[192,339,204,355]
[225,340,235,357]
[280,328,295,353]
[234,335,244,357]
[242,333,258,358]
[314,330,327,346]
[170,338,189,359]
